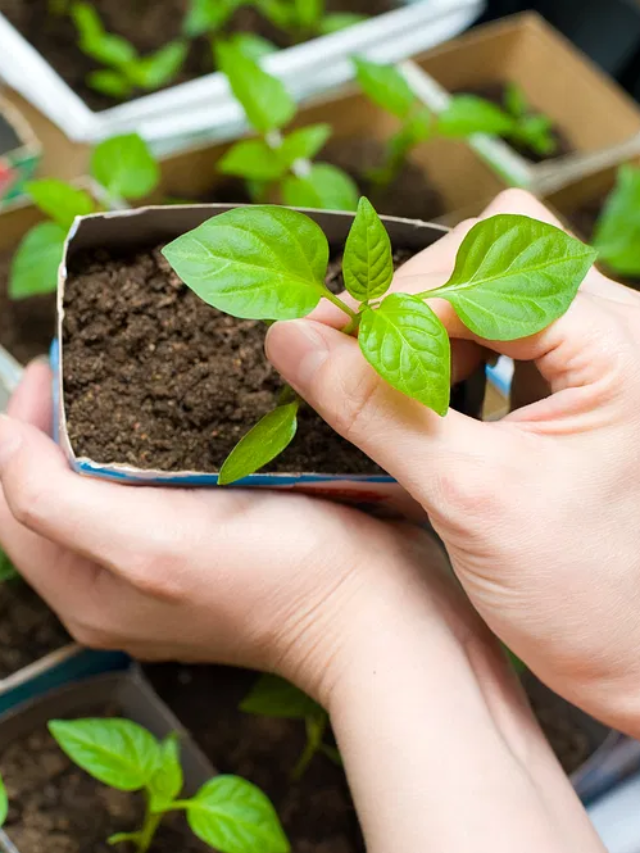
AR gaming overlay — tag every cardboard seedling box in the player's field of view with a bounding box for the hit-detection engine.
[411,12,640,194]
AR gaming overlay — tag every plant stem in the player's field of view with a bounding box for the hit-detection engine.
[341,313,362,336]
[136,805,163,853]
[292,714,327,781]
[323,291,357,320]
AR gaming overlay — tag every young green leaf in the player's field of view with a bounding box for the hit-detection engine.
[294,0,323,29]
[108,831,142,847]
[88,69,132,98]
[10,222,67,299]
[353,56,415,119]
[72,2,137,66]
[255,0,297,30]
[320,12,367,34]
[130,41,188,90]
[216,41,296,134]
[240,674,322,720]
[148,734,183,813]
[342,196,393,300]
[218,402,299,485]
[429,214,597,340]
[26,179,95,229]
[281,163,359,211]
[279,124,331,167]
[186,776,290,853]
[183,0,245,37]
[593,165,640,276]
[227,32,279,61]
[219,139,288,182]
[359,294,450,414]
[437,95,516,138]
[0,551,19,582]
[504,81,528,119]
[0,773,7,828]
[162,206,330,320]
[91,133,159,200]
[48,719,161,791]
[512,114,557,156]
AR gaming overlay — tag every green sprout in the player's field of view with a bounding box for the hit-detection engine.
[240,675,340,780]
[10,133,159,300]
[162,200,597,484]
[47,718,289,853]
[254,0,367,41]
[216,41,359,210]
[71,2,187,99]
[591,164,640,279]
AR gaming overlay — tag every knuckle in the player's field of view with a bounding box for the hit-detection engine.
[123,549,188,601]
[66,619,117,651]
[492,188,538,211]
[8,472,47,530]
[319,355,382,442]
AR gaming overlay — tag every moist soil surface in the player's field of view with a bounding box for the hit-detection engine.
[0,578,69,678]
[0,248,57,364]
[0,703,206,853]
[62,243,409,475]
[456,81,573,164]
[0,0,395,112]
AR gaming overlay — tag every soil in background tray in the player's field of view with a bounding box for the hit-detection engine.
[0,248,57,364]
[0,578,69,678]
[0,0,396,112]
[455,82,573,164]
[0,703,207,853]
[62,243,414,475]
[144,663,364,853]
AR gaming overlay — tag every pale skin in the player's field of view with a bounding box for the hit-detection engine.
[0,188,632,851]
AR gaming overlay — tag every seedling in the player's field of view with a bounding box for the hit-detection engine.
[163,200,597,483]
[183,0,278,62]
[47,718,290,853]
[10,133,159,300]
[254,0,367,41]
[216,41,359,210]
[71,2,187,99]
[591,164,640,278]
[240,675,340,780]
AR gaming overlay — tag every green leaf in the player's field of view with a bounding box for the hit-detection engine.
[359,294,450,414]
[219,403,299,485]
[219,139,288,181]
[108,831,142,847]
[255,0,296,30]
[183,0,245,37]
[48,719,161,791]
[148,733,183,813]
[87,69,132,98]
[240,674,322,719]
[130,41,188,90]
[430,214,597,340]
[294,0,323,29]
[343,197,393,301]
[279,124,331,166]
[437,95,516,138]
[162,206,329,320]
[504,81,528,119]
[0,773,7,828]
[26,179,95,229]
[186,776,290,853]
[512,114,557,156]
[216,41,296,134]
[320,12,367,34]
[0,551,19,583]
[353,56,415,119]
[226,32,279,61]
[9,222,67,299]
[593,165,640,276]
[72,2,137,67]
[281,163,359,211]
[91,133,159,200]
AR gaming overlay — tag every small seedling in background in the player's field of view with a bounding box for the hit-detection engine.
[10,133,159,300]
[183,0,279,61]
[255,0,367,41]
[591,164,640,278]
[240,675,340,780]
[71,2,187,99]
[216,41,359,210]
[353,56,432,191]
[163,200,597,482]
[48,718,290,853]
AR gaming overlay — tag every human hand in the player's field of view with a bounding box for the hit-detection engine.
[266,188,640,737]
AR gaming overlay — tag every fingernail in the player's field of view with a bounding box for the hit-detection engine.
[266,321,330,388]
[0,415,23,470]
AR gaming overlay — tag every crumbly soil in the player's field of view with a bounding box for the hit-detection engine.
[0,704,206,853]
[456,81,573,164]
[0,578,69,679]
[0,0,395,111]
[0,248,57,364]
[62,244,410,475]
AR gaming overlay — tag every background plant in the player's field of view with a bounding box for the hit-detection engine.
[254,0,367,41]
[48,717,290,853]
[163,200,596,483]
[591,164,640,278]
[10,133,159,300]
[71,2,188,99]
[216,41,359,210]
[240,675,340,780]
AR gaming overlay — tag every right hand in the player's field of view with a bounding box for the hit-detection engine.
[266,189,640,736]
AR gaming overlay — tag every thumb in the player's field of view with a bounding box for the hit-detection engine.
[265,318,499,505]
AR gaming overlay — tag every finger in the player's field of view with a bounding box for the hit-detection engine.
[7,359,53,433]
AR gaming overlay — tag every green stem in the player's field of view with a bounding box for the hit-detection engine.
[341,312,362,336]
[136,807,163,853]
[292,714,327,781]
[323,290,357,321]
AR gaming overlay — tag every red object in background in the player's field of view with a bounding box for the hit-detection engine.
[0,159,17,198]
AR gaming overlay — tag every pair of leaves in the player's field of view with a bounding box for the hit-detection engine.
[256,0,364,36]
[593,164,640,276]
[353,56,416,120]
[219,124,330,181]
[183,0,247,37]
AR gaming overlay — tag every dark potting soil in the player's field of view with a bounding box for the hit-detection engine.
[62,244,416,475]
[456,82,573,164]
[0,0,396,112]
[0,578,69,678]
[0,704,206,853]
[0,248,57,364]
[144,663,365,853]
